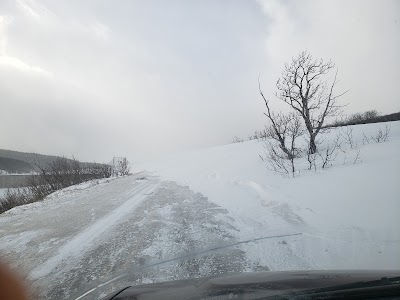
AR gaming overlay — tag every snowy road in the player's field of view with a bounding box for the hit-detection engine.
[0,175,247,299]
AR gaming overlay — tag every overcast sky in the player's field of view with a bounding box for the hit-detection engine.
[0,0,399,163]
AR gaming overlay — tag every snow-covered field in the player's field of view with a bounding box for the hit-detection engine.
[0,121,399,299]
[136,121,400,271]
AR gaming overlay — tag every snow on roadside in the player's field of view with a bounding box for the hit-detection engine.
[0,177,119,216]
[135,121,400,270]
[0,230,43,254]
[47,177,120,199]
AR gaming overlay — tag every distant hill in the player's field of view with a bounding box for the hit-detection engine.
[0,149,66,170]
[0,156,34,174]
[0,149,105,173]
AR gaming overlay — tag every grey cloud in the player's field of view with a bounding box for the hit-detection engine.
[0,0,399,162]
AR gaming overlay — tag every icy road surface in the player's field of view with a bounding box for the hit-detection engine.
[0,175,248,299]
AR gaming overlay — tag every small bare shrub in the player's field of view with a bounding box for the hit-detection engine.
[0,188,36,214]
[352,150,362,164]
[317,134,342,169]
[340,126,356,149]
[231,136,244,144]
[0,157,112,214]
[362,132,370,145]
[261,113,304,177]
[370,125,391,143]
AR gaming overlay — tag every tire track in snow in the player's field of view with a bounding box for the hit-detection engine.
[30,181,159,280]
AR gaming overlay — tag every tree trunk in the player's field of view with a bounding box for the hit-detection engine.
[280,145,294,160]
[309,135,317,154]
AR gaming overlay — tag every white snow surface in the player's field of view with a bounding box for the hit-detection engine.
[136,121,400,271]
[0,121,399,299]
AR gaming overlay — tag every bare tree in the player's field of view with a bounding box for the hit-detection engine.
[347,110,379,124]
[86,163,112,179]
[31,156,111,193]
[254,129,267,141]
[231,136,244,144]
[259,80,304,160]
[363,110,379,121]
[248,130,267,141]
[97,164,112,178]
[275,51,348,154]
[115,158,131,176]
[370,125,391,143]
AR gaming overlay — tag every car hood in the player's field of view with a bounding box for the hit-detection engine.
[101,270,400,300]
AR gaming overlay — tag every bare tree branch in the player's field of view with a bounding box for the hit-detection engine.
[275,51,347,154]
